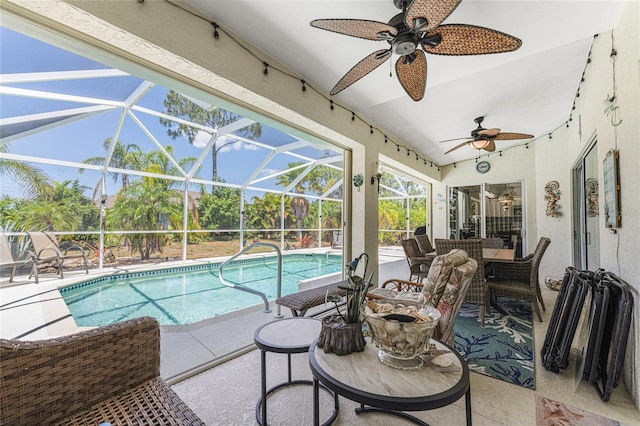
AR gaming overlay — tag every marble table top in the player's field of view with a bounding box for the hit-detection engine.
[254,317,321,353]
[309,337,469,411]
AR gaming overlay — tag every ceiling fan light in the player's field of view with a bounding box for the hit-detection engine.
[471,140,491,150]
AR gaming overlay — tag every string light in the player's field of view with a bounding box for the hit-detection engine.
[384,136,388,144]
[212,23,220,41]
[166,2,443,170]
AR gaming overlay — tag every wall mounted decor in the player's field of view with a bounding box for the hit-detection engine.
[352,174,363,191]
[544,180,562,218]
[603,149,621,228]
[585,178,599,217]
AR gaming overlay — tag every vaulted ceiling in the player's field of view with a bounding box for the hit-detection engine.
[186,0,624,166]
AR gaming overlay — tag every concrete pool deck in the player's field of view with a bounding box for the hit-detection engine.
[0,248,407,383]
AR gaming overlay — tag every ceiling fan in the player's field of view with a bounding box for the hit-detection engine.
[310,0,522,101]
[441,116,534,154]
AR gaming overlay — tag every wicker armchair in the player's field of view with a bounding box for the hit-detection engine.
[0,317,205,426]
[485,237,551,322]
[435,239,487,325]
[401,238,433,282]
[414,234,435,255]
[369,249,477,346]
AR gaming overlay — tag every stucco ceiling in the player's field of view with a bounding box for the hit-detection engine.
[185,1,624,166]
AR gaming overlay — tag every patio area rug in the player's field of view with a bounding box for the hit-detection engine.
[454,298,535,389]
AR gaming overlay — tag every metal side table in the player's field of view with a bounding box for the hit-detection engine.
[254,317,339,425]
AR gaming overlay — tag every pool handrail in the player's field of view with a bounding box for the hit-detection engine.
[216,242,283,317]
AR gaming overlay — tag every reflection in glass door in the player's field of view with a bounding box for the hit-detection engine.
[484,182,524,257]
[448,182,525,256]
[572,142,600,269]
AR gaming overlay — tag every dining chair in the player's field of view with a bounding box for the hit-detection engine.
[481,237,504,249]
[401,238,432,283]
[28,231,89,279]
[414,234,435,256]
[485,237,551,322]
[435,238,487,325]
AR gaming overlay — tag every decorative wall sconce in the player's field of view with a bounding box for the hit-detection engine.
[371,163,383,193]
[352,174,363,191]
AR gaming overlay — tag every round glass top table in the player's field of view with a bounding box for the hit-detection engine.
[309,337,471,426]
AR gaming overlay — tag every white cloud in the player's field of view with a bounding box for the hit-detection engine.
[260,168,278,177]
[193,130,213,148]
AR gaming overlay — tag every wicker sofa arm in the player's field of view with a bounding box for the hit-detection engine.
[1,317,161,425]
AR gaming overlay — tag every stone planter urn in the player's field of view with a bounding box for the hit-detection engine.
[317,315,366,356]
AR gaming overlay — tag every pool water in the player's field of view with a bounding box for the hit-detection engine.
[60,254,342,326]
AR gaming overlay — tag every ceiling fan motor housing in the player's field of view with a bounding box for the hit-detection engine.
[393,33,418,55]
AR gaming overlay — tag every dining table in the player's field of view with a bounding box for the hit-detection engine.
[482,248,515,263]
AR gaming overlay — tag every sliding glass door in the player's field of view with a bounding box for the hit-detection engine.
[448,181,525,256]
[572,141,600,269]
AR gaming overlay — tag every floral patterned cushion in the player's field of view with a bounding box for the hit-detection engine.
[420,249,469,306]
[420,249,477,345]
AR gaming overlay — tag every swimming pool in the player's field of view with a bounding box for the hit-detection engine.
[60,254,342,327]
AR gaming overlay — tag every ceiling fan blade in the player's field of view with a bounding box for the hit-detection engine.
[422,24,522,55]
[310,19,397,41]
[438,137,468,143]
[406,0,461,33]
[484,140,497,152]
[494,132,534,140]
[395,50,427,101]
[477,128,501,137]
[330,49,392,95]
[444,140,472,154]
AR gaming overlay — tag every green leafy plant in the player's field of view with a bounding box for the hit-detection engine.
[326,255,373,324]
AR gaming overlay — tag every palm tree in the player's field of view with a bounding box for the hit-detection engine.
[290,193,309,239]
[81,138,143,200]
[0,143,50,199]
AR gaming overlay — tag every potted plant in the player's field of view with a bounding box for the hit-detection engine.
[317,254,372,356]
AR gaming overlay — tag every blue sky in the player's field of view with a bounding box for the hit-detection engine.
[0,27,341,200]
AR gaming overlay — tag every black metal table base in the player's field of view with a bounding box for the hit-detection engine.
[356,404,430,425]
[257,351,339,426]
[256,379,338,426]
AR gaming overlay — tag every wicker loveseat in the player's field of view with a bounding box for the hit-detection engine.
[0,317,205,425]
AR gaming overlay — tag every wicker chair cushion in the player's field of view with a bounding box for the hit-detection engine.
[420,249,468,306]
[433,255,477,345]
